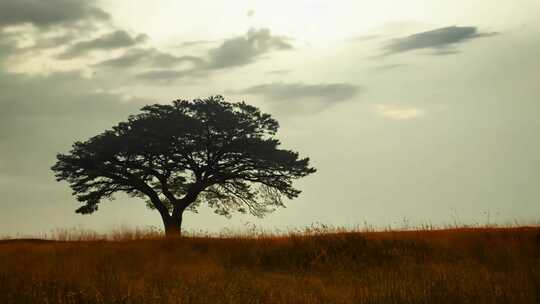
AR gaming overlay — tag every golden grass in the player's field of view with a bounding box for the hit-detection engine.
[0,227,539,303]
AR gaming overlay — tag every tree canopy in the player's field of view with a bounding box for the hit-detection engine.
[52,96,316,235]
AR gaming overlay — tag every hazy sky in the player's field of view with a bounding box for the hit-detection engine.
[1,0,539,236]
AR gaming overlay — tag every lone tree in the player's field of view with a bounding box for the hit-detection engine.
[52,96,316,236]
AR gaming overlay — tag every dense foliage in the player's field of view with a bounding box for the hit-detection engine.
[52,96,316,234]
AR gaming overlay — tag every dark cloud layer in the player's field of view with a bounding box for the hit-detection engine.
[0,32,17,62]
[239,82,359,103]
[0,70,147,182]
[384,26,496,55]
[59,30,148,59]
[0,0,109,28]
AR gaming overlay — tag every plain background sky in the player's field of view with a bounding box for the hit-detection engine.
[0,0,539,236]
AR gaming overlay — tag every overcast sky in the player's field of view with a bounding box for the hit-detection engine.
[1,0,539,236]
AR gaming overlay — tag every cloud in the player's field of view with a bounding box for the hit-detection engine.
[0,70,147,182]
[24,33,78,51]
[348,35,379,43]
[58,30,148,59]
[384,26,496,55]
[0,0,109,28]
[135,69,204,81]
[0,32,18,63]
[372,64,406,72]
[205,28,292,69]
[179,40,218,48]
[375,105,425,120]
[133,28,292,81]
[267,70,291,75]
[239,82,359,103]
[96,48,203,69]
[0,70,143,123]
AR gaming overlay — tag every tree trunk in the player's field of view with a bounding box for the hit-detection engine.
[163,210,183,237]
[161,194,198,237]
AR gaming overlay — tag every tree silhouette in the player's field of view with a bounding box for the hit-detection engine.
[52,96,316,235]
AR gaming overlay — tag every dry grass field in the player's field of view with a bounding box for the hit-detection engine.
[0,227,539,304]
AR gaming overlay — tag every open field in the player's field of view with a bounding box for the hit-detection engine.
[1,227,539,304]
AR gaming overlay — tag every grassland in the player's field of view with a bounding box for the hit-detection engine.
[0,227,539,303]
